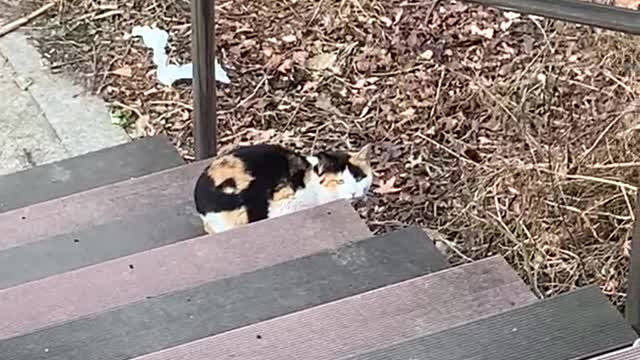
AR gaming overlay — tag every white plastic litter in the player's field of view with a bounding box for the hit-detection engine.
[131,25,230,86]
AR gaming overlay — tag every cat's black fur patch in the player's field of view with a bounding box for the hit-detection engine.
[194,144,310,223]
[316,151,366,181]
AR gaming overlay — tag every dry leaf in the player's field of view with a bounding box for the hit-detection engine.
[375,176,402,194]
[315,93,340,114]
[112,65,133,77]
[282,34,297,43]
[265,54,284,70]
[277,58,294,73]
[615,0,640,9]
[399,108,415,118]
[292,51,309,65]
[419,49,434,60]
[468,24,494,39]
[305,53,337,71]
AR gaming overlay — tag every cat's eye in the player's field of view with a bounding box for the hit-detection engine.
[335,179,345,185]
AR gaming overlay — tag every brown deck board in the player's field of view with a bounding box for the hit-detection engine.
[0,134,185,214]
[0,159,209,252]
[131,256,536,360]
[0,200,371,340]
[343,286,638,360]
[0,201,203,290]
[0,226,449,360]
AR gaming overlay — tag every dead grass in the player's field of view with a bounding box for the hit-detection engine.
[8,0,640,311]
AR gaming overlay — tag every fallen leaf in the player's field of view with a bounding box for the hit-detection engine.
[305,53,337,71]
[315,93,341,114]
[615,0,640,9]
[374,176,402,194]
[292,51,309,65]
[282,34,297,43]
[277,58,294,73]
[380,16,392,27]
[112,65,133,77]
[399,108,415,118]
[419,49,434,60]
[468,24,494,39]
[265,53,284,70]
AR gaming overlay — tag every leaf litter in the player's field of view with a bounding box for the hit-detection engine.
[14,0,640,312]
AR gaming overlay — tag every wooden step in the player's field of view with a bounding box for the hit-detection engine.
[0,226,449,360]
[0,200,202,289]
[587,340,640,360]
[0,158,209,252]
[340,286,638,360]
[0,200,371,340]
[0,134,184,213]
[130,255,536,360]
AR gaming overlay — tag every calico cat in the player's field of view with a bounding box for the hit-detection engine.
[193,143,373,234]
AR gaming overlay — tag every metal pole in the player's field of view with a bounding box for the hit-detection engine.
[191,0,217,159]
[627,192,640,333]
[466,0,640,35]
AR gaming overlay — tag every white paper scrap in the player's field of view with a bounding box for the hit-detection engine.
[131,25,230,85]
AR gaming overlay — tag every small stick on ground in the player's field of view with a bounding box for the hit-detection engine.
[0,2,56,38]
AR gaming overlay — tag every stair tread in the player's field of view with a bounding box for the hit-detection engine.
[131,255,536,360]
[0,226,448,360]
[0,201,203,290]
[342,286,638,360]
[0,134,184,214]
[587,342,640,360]
[0,158,209,252]
[0,200,371,340]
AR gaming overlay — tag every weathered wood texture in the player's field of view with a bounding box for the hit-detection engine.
[626,192,640,333]
[588,343,640,360]
[132,256,535,360]
[343,286,638,360]
[0,201,202,289]
[190,0,217,159]
[0,226,448,360]
[0,200,371,340]
[467,0,640,35]
[0,159,209,251]
[0,135,184,213]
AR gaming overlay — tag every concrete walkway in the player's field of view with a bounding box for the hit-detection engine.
[0,29,130,176]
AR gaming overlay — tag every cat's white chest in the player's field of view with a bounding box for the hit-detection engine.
[268,186,323,218]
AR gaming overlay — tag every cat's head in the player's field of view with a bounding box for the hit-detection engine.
[306,144,373,202]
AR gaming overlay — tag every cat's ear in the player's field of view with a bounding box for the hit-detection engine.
[314,152,333,175]
[353,143,372,161]
[287,154,310,177]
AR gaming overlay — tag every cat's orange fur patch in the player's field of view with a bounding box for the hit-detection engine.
[269,185,296,208]
[207,155,254,193]
[320,173,343,190]
[219,207,249,228]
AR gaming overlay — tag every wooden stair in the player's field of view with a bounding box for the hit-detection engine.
[0,136,637,359]
[589,341,640,360]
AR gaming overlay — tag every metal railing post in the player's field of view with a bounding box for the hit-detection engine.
[191,0,217,159]
[627,192,640,333]
[466,0,640,35]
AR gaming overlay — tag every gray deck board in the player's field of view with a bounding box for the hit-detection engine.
[342,286,638,360]
[587,343,640,360]
[0,135,184,213]
[0,200,371,340]
[132,256,536,360]
[0,201,203,289]
[0,226,449,360]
